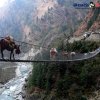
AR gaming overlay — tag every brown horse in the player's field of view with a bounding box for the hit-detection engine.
[0,39,21,60]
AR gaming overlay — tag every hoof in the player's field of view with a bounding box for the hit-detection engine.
[2,58,5,60]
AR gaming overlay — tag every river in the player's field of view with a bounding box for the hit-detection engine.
[0,48,41,100]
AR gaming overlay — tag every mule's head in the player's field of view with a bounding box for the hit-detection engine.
[15,45,21,54]
[50,48,57,56]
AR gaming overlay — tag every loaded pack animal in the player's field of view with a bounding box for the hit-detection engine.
[50,48,57,59]
[70,52,76,56]
[0,36,21,60]
[62,51,68,56]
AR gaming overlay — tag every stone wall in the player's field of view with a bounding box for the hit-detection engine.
[0,62,17,84]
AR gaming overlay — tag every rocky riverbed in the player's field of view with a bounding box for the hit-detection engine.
[0,48,41,100]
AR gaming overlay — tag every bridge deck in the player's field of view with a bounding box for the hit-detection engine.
[0,47,99,62]
[0,59,80,62]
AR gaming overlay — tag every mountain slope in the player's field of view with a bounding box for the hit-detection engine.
[31,0,88,47]
[74,8,100,36]
[0,0,91,49]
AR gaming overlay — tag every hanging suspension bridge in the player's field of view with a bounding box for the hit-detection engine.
[0,35,100,62]
[0,47,99,62]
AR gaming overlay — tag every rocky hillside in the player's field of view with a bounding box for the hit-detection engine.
[0,0,88,46]
[74,8,100,36]
[35,0,56,18]
[0,0,99,55]
[31,0,89,47]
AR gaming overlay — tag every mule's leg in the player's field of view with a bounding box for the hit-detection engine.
[1,50,4,59]
[10,51,13,60]
[10,51,15,60]
[13,52,15,60]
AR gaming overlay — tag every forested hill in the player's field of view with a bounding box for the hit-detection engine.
[0,0,89,44]
[26,40,100,100]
